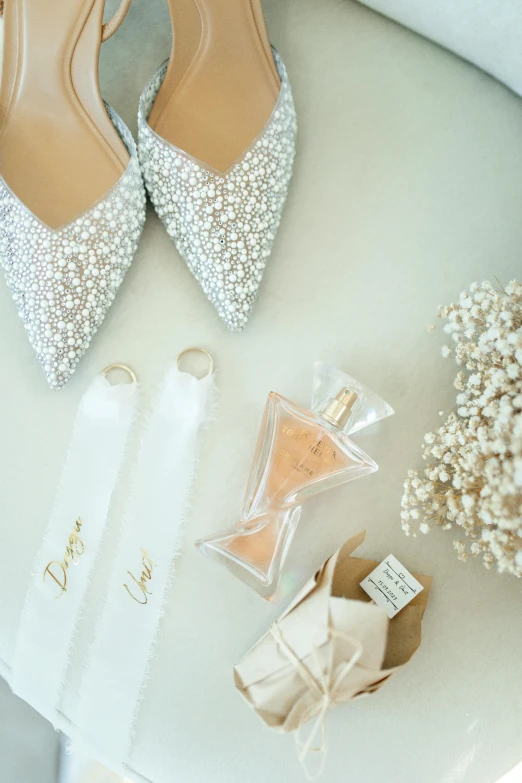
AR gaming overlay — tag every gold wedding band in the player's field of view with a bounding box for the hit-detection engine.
[177,347,215,377]
[102,363,137,384]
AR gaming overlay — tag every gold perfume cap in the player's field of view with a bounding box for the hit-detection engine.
[320,387,358,429]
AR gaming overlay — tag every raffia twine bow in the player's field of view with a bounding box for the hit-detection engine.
[270,623,364,781]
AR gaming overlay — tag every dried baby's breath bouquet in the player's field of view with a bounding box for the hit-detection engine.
[402,280,522,576]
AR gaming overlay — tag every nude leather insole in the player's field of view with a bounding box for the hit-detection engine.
[0,0,129,229]
[148,0,281,173]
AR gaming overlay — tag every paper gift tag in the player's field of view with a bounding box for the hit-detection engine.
[360,554,424,618]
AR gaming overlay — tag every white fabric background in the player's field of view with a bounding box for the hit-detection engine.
[1,1,522,783]
[356,0,522,97]
[0,678,59,783]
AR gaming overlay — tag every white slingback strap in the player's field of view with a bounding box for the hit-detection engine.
[0,0,132,42]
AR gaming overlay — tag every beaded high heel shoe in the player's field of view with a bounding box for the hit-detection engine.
[138,0,297,331]
[0,0,146,389]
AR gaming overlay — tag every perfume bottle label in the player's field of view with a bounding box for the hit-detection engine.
[360,554,424,618]
[281,423,340,462]
[271,416,354,499]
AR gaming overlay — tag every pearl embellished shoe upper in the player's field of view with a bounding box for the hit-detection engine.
[138,50,297,331]
[0,108,146,389]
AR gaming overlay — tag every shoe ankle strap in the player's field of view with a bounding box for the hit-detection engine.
[101,0,133,42]
[0,0,132,42]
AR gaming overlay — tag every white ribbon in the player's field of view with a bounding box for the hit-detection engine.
[12,373,139,724]
[73,365,216,764]
[270,623,364,782]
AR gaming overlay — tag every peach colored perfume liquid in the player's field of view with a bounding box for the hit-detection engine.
[197,391,377,598]
[225,412,356,570]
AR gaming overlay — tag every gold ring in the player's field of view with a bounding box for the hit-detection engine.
[102,363,137,384]
[176,347,215,377]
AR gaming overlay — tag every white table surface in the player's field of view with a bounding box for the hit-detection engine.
[1,1,522,782]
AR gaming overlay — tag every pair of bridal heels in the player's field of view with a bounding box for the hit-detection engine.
[0,0,297,389]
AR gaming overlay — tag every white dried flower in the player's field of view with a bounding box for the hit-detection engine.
[401,280,522,577]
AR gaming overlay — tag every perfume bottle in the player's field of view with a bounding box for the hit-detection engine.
[196,363,394,599]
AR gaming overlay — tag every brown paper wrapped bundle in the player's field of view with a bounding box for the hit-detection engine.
[234,531,431,776]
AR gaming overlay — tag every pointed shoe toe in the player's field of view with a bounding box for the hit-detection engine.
[138,51,297,331]
[0,109,146,389]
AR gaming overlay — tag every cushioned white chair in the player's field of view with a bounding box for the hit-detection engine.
[1,2,522,782]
